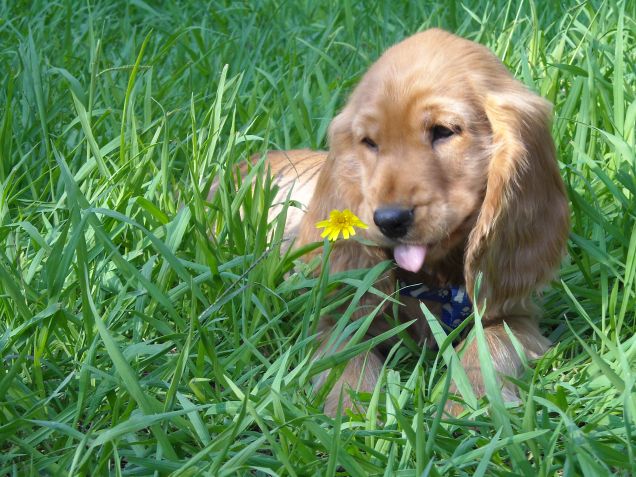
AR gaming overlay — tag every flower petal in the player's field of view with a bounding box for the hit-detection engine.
[353,218,368,228]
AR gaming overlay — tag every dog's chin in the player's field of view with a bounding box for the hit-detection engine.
[367,228,460,273]
[383,236,462,274]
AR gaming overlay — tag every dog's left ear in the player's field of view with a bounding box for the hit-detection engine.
[465,90,569,313]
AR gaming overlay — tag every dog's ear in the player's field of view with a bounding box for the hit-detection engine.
[297,111,358,243]
[465,90,569,313]
[296,110,388,275]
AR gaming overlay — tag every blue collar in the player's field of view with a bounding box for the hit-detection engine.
[400,282,473,329]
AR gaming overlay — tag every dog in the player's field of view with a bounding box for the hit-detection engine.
[264,28,569,416]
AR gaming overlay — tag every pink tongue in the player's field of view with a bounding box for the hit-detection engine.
[393,244,427,273]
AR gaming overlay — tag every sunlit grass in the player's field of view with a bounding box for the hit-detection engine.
[0,0,634,475]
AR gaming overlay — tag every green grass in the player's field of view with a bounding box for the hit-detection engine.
[0,0,635,475]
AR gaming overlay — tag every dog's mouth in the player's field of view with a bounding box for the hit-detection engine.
[393,244,428,273]
[388,212,476,272]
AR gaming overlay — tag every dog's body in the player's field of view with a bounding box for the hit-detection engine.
[264,29,569,415]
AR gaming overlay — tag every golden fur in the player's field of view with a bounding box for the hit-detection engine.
[265,29,569,416]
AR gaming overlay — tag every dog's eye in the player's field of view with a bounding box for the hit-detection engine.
[361,137,379,151]
[431,125,457,143]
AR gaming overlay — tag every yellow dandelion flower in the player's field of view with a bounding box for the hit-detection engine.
[315,209,368,241]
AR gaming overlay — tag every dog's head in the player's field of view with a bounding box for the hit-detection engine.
[313,29,569,310]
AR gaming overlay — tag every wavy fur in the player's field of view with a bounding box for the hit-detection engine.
[266,29,569,415]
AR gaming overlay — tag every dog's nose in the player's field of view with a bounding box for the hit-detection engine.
[373,207,414,239]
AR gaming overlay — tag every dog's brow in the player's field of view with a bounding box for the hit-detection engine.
[416,99,472,128]
[351,112,380,137]
[418,97,470,116]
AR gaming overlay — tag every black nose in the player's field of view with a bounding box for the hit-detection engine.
[373,207,414,239]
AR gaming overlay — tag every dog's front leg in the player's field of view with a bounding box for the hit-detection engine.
[312,328,385,417]
[448,316,550,415]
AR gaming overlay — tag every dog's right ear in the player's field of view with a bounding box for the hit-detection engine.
[296,110,385,273]
[298,109,359,242]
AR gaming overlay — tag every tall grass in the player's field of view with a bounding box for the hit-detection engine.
[0,0,634,475]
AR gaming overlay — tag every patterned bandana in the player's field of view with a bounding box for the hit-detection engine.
[400,282,473,329]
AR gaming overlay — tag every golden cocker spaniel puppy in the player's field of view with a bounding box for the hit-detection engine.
[265,28,569,416]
